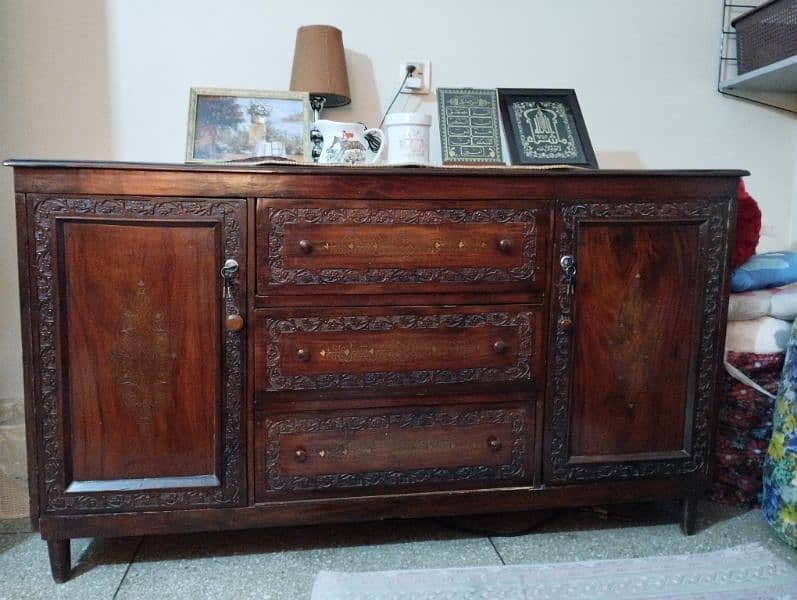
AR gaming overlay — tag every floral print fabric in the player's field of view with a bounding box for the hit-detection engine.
[762,318,797,547]
[711,351,782,506]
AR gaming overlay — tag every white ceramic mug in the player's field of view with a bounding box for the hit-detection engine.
[316,120,385,165]
[383,113,432,164]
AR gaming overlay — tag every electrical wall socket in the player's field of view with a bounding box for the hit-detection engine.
[399,60,431,94]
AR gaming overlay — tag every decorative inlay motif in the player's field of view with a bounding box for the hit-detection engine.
[316,338,466,364]
[32,196,245,513]
[319,343,374,362]
[108,281,177,428]
[547,200,729,482]
[265,311,533,391]
[266,207,538,286]
[264,408,526,492]
[313,234,491,257]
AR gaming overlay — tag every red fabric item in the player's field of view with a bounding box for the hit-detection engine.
[709,350,782,507]
[733,179,761,268]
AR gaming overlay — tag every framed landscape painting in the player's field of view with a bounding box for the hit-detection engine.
[497,88,598,168]
[185,88,311,163]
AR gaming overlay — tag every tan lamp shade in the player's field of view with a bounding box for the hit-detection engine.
[290,25,351,108]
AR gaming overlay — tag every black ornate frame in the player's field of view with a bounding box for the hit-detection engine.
[497,88,598,169]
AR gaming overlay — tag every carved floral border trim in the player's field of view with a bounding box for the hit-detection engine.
[265,207,539,286]
[31,196,245,513]
[265,311,534,391]
[547,200,729,482]
[264,408,527,493]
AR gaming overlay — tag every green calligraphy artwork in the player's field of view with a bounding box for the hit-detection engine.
[437,88,504,165]
[510,100,585,163]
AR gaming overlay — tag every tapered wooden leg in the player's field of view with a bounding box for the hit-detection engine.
[47,539,71,583]
[680,496,698,535]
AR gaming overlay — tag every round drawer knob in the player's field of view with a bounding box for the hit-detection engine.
[487,436,502,452]
[492,340,508,355]
[225,314,245,332]
[498,239,513,254]
[296,348,311,362]
[558,317,573,332]
[294,447,308,463]
[298,240,314,254]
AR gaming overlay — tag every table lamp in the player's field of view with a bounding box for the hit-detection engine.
[290,25,351,162]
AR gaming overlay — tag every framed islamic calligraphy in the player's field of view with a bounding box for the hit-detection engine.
[437,88,504,165]
[497,88,598,169]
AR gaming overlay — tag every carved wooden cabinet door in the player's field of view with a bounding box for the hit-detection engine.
[544,197,732,483]
[27,196,246,513]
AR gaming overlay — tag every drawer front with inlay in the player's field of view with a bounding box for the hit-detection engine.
[256,201,546,297]
[255,306,540,392]
[255,404,531,499]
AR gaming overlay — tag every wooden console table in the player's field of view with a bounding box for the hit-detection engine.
[5,161,743,581]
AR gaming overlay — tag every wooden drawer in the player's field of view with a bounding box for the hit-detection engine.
[255,305,540,392]
[255,403,531,499]
[256,200,546,297]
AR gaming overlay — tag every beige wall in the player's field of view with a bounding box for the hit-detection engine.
[0,0,113,517]
[0,1,113,405]
[106,0,797,249]
[0,0,795,444]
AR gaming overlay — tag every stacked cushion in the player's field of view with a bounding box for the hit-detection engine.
[731,251,797,293]
[714,250,797,507]
[725,317,793,354]
[728,281,797,322]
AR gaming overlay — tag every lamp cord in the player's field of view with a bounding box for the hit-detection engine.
[378,65,415,129]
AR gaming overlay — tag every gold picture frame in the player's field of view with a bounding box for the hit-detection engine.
[185,87,311,163]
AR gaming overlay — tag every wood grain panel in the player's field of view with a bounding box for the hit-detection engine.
[282,223,524,270]
[7,161,745,200]
[28,195,246,516]
[7,163,741,582]
[256,403,530,499]
[280,327,519,376]
[255,305,538,391]
[257,201,544,297]
[569,222,699,458]
[60,219,219,481]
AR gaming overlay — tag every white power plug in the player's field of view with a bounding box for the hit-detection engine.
[399,60,431,94]
[404,76,423,90]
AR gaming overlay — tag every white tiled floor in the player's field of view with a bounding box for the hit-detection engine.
[1,501,794,599]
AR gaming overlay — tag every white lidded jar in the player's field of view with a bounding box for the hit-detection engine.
[383,112,432,164]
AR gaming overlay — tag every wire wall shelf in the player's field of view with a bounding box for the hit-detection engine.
[718,0,797,113]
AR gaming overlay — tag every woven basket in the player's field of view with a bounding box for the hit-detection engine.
[733,0,797,74]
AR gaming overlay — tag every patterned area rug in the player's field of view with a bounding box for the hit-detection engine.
[310,543,797,599]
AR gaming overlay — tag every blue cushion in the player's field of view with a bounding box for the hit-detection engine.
[731,251,797,292]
